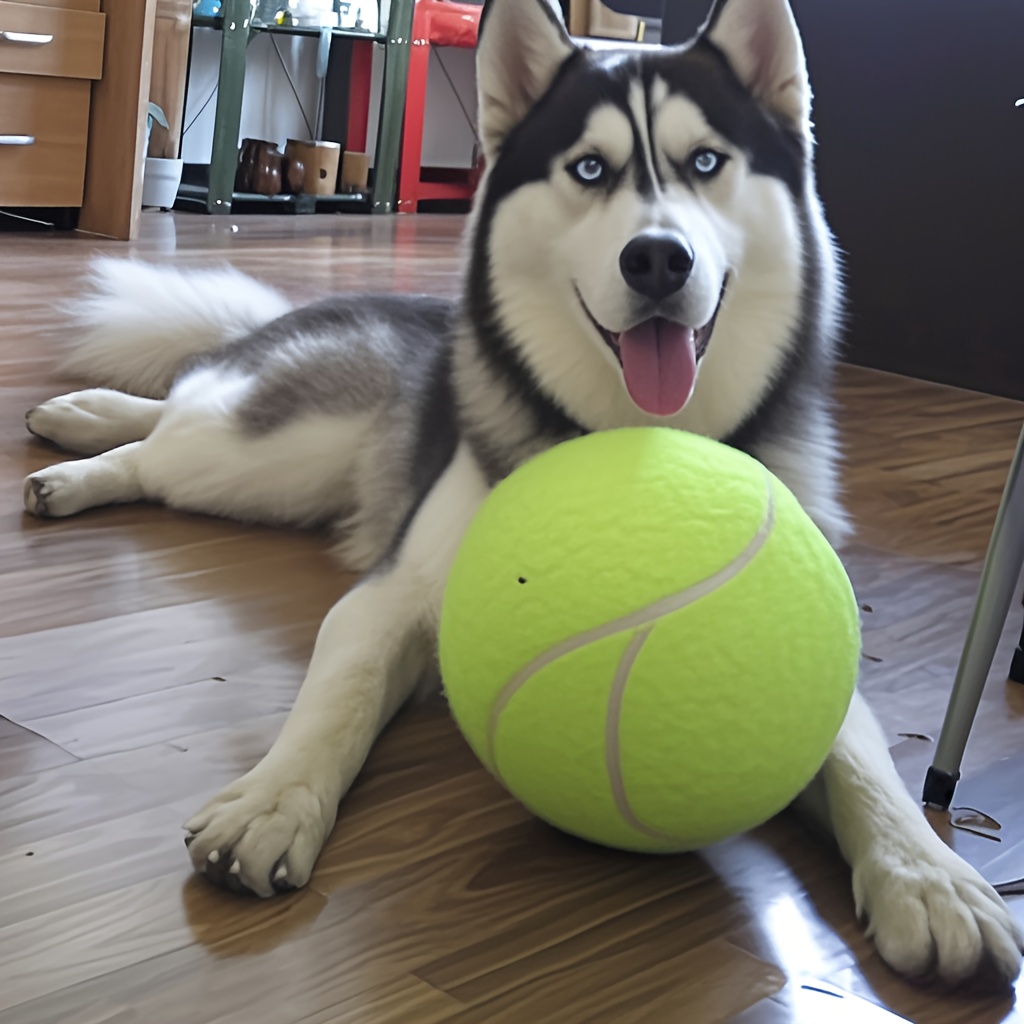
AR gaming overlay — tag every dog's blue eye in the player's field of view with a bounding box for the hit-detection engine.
[570,156,607,185]
[692,149,725,178]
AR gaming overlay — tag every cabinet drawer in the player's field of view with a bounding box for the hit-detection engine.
[0,1,104,80]
[19,0,99,10]
[0,74,89,206]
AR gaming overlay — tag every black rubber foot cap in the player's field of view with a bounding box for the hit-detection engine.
[923,765,961,810]
[1010,646,1024,685]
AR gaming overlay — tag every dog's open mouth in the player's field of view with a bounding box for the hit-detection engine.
[577,286,725,417]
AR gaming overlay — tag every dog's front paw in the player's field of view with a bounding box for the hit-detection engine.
[184,769,336,898]
[854,841,1023,985]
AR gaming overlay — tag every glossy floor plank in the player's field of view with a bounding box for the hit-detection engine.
[0,211,1022,1023]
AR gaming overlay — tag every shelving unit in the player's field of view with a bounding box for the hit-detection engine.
[183,0,414,215]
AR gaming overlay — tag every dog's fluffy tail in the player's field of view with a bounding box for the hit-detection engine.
[60,259,292,398]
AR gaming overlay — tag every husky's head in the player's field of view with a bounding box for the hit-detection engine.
[468,0,836,441]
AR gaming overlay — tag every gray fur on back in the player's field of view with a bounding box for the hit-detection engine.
[191,294,455,435]
[179,293,461,570]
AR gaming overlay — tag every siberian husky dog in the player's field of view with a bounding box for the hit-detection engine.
[22,0,1021,985]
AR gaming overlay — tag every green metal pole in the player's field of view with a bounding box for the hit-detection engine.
[206,0,253,214]
[371,0,414,214]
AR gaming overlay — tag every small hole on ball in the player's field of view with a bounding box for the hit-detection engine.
[517,577,527,584]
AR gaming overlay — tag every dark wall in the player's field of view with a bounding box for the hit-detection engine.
[660,0,709,42]
[664,1,1024,401]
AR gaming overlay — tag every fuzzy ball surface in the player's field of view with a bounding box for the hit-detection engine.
[439,428,860,852]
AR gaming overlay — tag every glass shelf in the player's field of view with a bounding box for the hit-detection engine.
[178,182,371,213]
[192,13,385,42]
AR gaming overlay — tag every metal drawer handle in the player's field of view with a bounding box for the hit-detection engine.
[0,30,54,44]
[0,135,36,145]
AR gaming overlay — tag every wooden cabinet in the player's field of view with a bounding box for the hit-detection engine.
[0,75,91,205]
[0,0,105,207]
[0,0,104,77]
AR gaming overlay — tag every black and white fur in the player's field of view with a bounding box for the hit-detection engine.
[22,0,1021,985]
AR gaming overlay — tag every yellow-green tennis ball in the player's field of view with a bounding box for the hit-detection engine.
[439,428,860,853]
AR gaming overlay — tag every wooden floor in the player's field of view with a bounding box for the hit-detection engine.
[1,211,1022,1024]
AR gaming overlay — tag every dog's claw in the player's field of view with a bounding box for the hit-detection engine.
[185,774,329,897]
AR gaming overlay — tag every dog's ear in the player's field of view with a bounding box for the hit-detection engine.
[701,0,810,127]
[477,0,576,159]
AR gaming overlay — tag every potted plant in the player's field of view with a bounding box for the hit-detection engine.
[141,101,184,211]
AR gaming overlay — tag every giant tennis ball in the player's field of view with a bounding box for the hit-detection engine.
[439,428,860,853]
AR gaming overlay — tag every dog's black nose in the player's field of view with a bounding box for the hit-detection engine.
[619,232,694,302]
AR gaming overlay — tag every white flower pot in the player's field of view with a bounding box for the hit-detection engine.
[142,157,184,210]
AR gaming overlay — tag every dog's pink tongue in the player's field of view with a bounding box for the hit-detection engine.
[618,319,697,417]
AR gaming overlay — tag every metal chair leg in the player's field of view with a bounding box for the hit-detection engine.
[923,424,1024,810]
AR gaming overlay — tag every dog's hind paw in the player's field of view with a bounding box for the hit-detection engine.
[26,392,121,454]
[854,841,1023,985]
[23,465,90,518]
[23,474,55,517]
[27,389,158,455]
[183,767,335,898]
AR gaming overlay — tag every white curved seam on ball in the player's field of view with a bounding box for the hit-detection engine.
[605,626,668,838]
[604,474,777,841]
[485,471,778,786]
